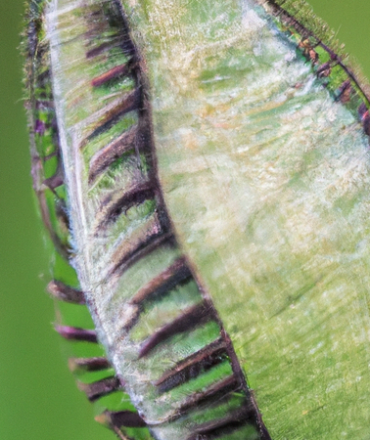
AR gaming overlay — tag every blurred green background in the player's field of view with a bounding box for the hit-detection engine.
[0,1,369,439]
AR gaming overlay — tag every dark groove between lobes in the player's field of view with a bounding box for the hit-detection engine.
[131,257,191,306]
[122,257,192,332]
[167,375,240,423]
[154,337,228,393]
[138,301,215,359]
[96,180,156,230]
[186,406,255,440]
[78,376,121,402]
[91,63,131,87]
[88,124,138,183]
[109,231,174,277]
[86,39,121,59]
[85,90,139,143]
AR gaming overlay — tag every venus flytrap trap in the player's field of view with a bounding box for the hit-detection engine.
[24,0,370,439]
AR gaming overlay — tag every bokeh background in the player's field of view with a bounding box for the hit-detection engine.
[0,1,369,439]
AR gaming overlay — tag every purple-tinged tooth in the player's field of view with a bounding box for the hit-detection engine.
[68,357,110,372]
[95,410,147,428]
[47,280,85,305]
[91,63,130,88]
[55,325,98,343]
[83,90,139,143]
[86,41,116,59]
[77,376,121,401]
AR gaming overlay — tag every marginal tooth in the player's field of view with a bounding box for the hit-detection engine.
[122,257,192,332]
[78,376,121,401]
[91,63,130,88]
[108,226,173,278]
[139,301,214,359]
[55,325,98,343]
[95,410,147,429]
[42,173,63,191]
[47,280,85,305]
[95,180,156,231]
[86,40,122,59]
[88,125,138,184]
[131,257,191,306]
[68,357,110,373]
[167,375,239,423]
[154,337,227,393]
[80,90,139,147]
[186,405,256,440]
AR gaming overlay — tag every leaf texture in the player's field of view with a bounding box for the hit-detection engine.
[26,0,370,439]
[29,0,269,438]
[122,0,370,438]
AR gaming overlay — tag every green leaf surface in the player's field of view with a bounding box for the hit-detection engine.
[123,0,370,438]
[3,1,369,440]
